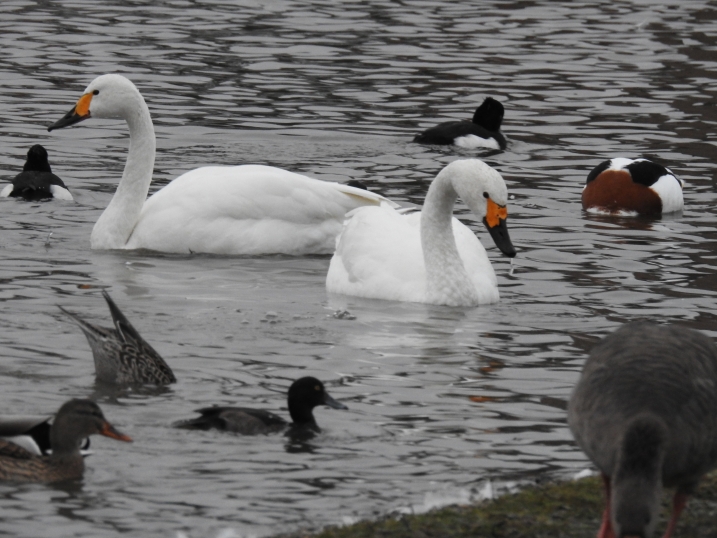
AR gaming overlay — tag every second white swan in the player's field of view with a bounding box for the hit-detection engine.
[48,74,394,255]
[326,159,516,307]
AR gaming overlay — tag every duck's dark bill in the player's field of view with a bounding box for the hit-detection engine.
[100,421,133,443]
[323,393,348,410]
[483,216,516,258]
[48,106,89,132]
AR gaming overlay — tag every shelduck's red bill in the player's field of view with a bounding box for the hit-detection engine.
[100,421,133,443]
[483,198,516,258]
[48,93,93,132]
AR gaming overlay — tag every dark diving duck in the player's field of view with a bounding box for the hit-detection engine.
[1,144,72,201]
[176,377,348,435]
[414,97,506,150]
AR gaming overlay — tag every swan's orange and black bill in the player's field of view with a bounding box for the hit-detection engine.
[483,198,516,258]
[100,421,133,443]
[48,93,92,132]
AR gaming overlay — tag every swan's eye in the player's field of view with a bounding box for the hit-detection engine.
[93,89,100,95]
[483,192,489,199]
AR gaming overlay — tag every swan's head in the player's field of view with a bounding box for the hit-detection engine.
[441,159,516,258]
[48,74,145,131]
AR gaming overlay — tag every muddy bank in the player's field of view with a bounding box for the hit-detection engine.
[278,473,717,538]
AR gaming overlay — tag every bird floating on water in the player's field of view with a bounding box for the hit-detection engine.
[413,97,506,150]
[0,144,72,201]
[48,74,396,254]
[0,399,131,483]
[326,159,516,306]
[581,158,683,217]
[60,291,176,386]
[176,377,348,435]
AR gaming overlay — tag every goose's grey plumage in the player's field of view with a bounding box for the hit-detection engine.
[568,322,717,538]
[60,291,176,385]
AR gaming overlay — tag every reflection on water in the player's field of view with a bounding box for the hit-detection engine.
[1,0,717,536]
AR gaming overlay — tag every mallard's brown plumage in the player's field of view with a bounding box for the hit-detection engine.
[60,291,176,385]
[0,399,131,483]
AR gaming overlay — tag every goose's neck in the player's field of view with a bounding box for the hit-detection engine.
[91,100,156,249]
[421,173,479,305]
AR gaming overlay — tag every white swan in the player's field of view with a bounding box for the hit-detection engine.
[48,74,395,255]
[326,159,516,307]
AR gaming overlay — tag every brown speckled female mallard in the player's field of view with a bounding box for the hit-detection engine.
[0,399,132,483]
[569,322,717,538]
[60,291,176,385]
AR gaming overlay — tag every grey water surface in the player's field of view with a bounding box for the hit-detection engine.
[1,1,716,537]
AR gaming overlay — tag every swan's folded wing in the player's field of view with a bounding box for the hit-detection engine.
[326,207,427,303]
[128,165,395,255]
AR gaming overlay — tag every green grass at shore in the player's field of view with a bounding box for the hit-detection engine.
[279,473,717,538]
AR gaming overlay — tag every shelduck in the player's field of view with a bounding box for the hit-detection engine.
[581,158,683,216]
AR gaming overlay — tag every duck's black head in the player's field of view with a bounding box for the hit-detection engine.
[50,399,132,455]
[23,144,52,173]
[287,377,348,427]
[472,97,504,132]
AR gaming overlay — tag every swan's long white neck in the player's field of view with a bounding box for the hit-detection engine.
[420,169,480,306]
[90,96,155,249]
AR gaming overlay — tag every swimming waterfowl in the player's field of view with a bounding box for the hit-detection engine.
[0,414,90,456]
[413,97,506,150]
[60,291,176,385]
[582,158,684,216]
[176,377,348,434]
[568,322,717,538]
[0,399,131,483]
[326,159,516,307]
[0,144,72,201]
[47,74,395,255]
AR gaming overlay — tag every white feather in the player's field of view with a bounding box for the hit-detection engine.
[453,134,500,150]
[327,159,511,307]
[49,184,74,201]
[649,174,684,214]
[54,74,394,255]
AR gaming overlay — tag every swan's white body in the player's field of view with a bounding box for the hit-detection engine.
[50,74,394,255]
[326,159,514,307]
[124,165,391,255]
